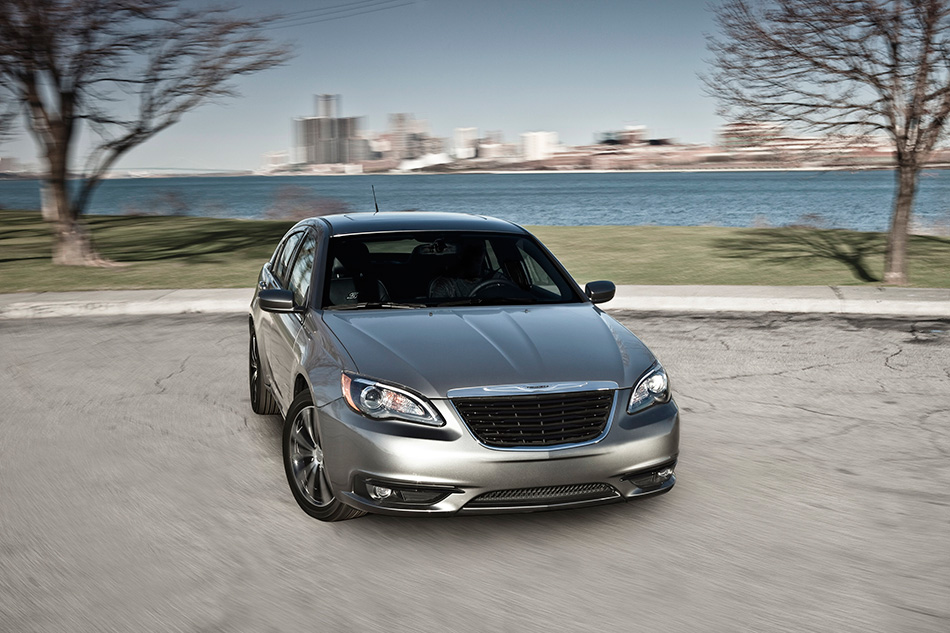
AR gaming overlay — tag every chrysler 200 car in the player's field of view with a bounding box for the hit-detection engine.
[249,212,679,521]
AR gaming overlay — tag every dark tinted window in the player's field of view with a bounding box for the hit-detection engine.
[273,231,303,285]
[323,231,580,309]
[287,233,317,307]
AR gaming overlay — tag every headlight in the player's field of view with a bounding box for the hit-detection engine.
[341,372,444,426]
[627,362,671,414]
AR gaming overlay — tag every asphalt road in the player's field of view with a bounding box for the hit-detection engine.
[1,312,948,633]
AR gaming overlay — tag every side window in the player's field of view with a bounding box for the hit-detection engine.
[515,238,572,297]
[287,233,318,307]
[274,232,304,285]
[520,248,556,291]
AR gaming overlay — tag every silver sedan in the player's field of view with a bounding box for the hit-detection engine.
[249,212,679,521]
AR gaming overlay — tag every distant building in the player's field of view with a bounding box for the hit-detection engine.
[386,114,446,160]
[718,122,784,149]
[261,150,290,172]
[454,127,478,159]
[598,125,647,146]
[388,113,412,160]
[369,134,392,158]
[474,132,520,162]
[619,125,646,144]
[423,136,447,156]
[388,113,440,160]
[476,143,504,160]
[294,94,369,165]
[484,130,504,144]
[521,131,559,161]
[390,113,425,160]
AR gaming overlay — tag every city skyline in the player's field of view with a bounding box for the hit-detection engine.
[0,0,721,171]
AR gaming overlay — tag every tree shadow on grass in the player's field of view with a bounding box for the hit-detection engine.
[0,212,52,263]
[86,216,295,263]
[714,228,886,283]
[0,211,296,265]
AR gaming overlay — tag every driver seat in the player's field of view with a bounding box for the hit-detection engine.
[427,240,489,299]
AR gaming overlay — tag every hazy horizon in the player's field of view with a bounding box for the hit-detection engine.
[1,0,722,171]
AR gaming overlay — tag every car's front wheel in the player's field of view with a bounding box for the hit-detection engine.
[282,391,365,522]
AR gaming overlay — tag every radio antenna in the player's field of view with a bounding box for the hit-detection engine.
[372,185,380,214]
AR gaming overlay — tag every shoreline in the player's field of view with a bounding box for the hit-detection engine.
[1,164,938,181]
[131,164,912,179]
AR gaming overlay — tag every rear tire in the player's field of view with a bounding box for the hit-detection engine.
[249,326,278,415]
[282,391,365,522]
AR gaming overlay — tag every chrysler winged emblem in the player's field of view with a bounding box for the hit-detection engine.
[483,382,589,394]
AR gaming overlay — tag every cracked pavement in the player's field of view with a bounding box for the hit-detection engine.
[0,312,947,632]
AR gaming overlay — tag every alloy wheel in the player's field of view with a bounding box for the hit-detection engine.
[288,406,333,507]
[249,333,261,409]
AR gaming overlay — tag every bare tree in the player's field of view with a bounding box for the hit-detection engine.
[0,98,16,143]
[705,0,950,285]
[0,0,290,265]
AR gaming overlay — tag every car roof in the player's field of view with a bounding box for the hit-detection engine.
[309,211,528,237]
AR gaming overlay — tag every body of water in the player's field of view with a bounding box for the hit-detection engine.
[2,170,949,232]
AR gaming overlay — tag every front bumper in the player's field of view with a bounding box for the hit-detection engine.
[317,394,680,516]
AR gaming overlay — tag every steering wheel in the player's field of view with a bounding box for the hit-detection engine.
[468,278,521,297]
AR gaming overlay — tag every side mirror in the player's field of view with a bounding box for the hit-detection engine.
[584,280,615,304]
[259,288,298,313]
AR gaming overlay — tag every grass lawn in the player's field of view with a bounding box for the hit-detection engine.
[1,209,948,292]
[530,225,950,287]
[0,210,295,292]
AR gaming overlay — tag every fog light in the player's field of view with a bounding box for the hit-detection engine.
[362,478,459,506]
[369,485,393,500]
[622,461,677,491]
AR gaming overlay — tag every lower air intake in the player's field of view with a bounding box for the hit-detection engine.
[465,482,619,508]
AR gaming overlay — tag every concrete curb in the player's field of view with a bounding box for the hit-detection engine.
[607,285,950,318]
[1,286,949,320]
[0,289,254,320]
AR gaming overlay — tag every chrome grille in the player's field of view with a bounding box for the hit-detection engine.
[452,390,614,448]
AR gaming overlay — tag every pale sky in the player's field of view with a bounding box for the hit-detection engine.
[2,0,722,171]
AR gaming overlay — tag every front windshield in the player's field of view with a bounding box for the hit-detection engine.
[322,231,581,309]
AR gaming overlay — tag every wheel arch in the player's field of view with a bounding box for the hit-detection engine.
[294,373,311,400]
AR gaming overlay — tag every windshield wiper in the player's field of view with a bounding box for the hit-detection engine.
[327,301,426,311]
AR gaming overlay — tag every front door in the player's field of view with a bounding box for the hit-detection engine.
[265,230,318,408]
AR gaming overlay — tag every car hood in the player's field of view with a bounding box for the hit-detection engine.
[322,304,656,398]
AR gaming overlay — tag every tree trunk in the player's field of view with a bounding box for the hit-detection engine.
[883,163,918,285]
[45,149,104,266]
[52,216,99,266]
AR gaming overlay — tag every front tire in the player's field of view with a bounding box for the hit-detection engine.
[282,391,365,522]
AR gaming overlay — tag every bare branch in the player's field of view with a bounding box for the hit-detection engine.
[0,0,291,264]
[704,0,950,284]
